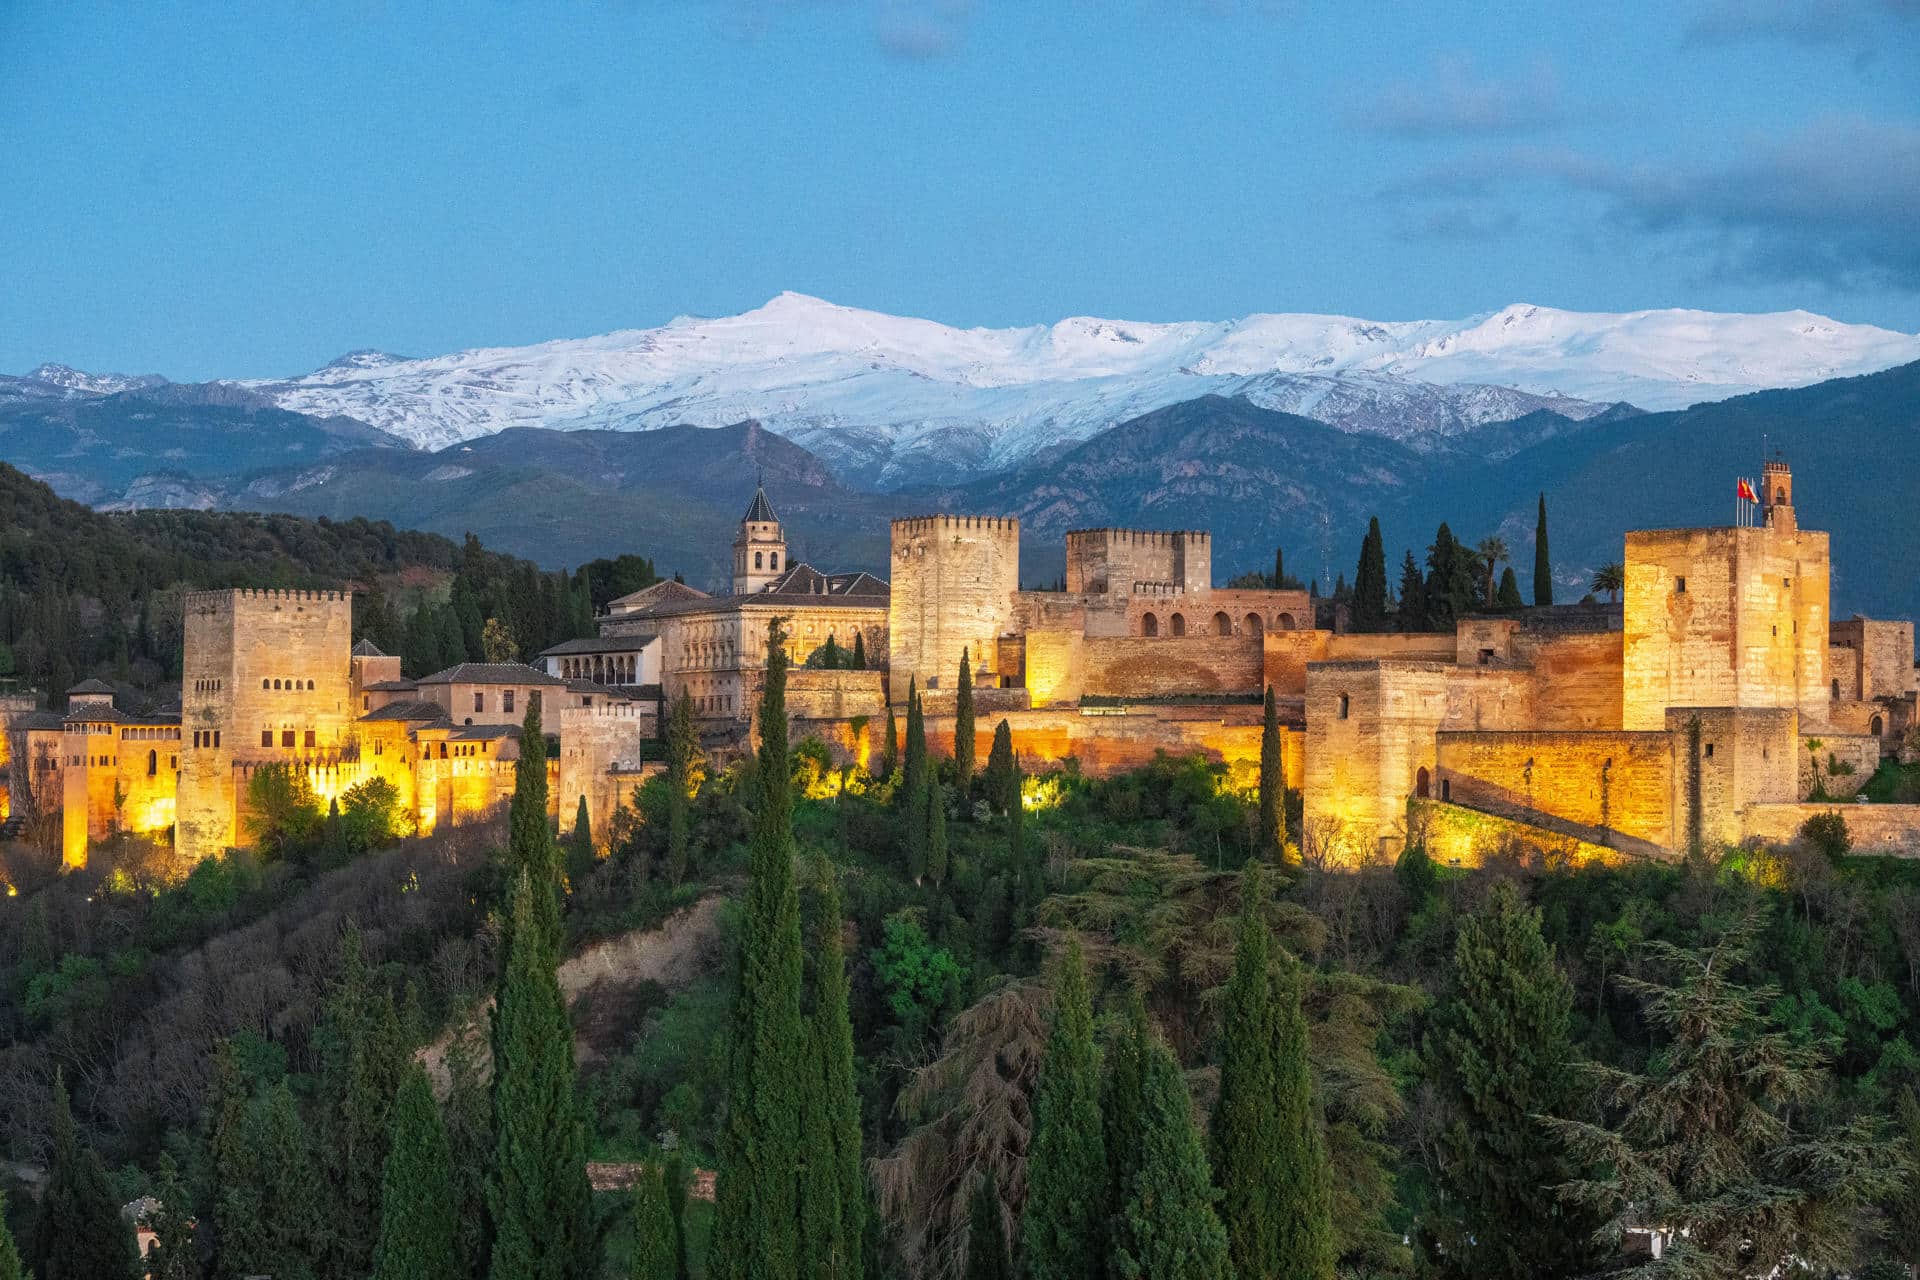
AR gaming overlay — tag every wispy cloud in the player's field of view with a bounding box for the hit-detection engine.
[1355,54,1565,138]
[1684,0,1919,47]
[875,0,974,59]
[1383,117,1920,291]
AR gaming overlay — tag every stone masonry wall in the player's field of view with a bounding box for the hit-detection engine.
[1667,706,1799,850]
[1800,733,1881,800]
[1436,730,1674,847]
[1065,529,1210,595]
[889,516,1020,702]
[1742,803,1920,856]
[1516,631,1625,730]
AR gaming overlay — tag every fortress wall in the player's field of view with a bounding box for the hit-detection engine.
[1066,529,1210,595]
[1667,706,1799,849]
[922,705,1301,786]
[1833,618,1917,699]
[1800,733,1881,800]
[766,669,887,722]
[1304,661,1453,864]
[1827,647,1862,702]
[1743,803,1920,856]
[1436,730,1674,846]
[559,701,660,840]
[889,516,1020,702]
[1517,631,1625,730]
[1083,635,1263,699]
[1192,588,1313,635]
[1410,799,1647,870]
[1325,633,1459,662]
[1262,630,1331,697]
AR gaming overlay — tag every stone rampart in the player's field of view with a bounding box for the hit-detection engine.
[1799,733,1881,800]
[1409,799,1649,870]
[923,704,1302,786]
[1743,803,1920,856]
[1065,528,1210,595]
[1436,730,1673,847]
[1516,631,1624,730]
[889,515,1020,702]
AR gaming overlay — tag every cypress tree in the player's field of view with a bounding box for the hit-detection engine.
[487,869,593,1280]
[0,1190,23,1280]
[666,688,695,884]
[1394,550,1426,632]
[443,1030,495,1280]
[954,647,976,782]
[1113,1034,1231,1280]
[32,1072,137,1280]
[1425,882,1588,1279]
[851,630,866,670]
[144,1154,196,1280]
[663,1151,691,1280]
[315,925,407,1278]
[927,785,950,886]
[567,792,594,884]
[208,1039,263,1280]
[799,855,865,1280]
[508,692,559,950]
[903,681,929,881]
[710,618,807,1280]
[983,719,1017,816]
[1212,861,1335,1280]
[1352,517,1388,632]
[1272,547,1286,589]
[965,1169,1013,1280]
[1024,939,1106,1280]
[1533,492,1553,606]
[1102,992,1151,1257]
[243,1082,320,1280]
[1258,685,1285,859]
[1496,566,1524,609]
[373,1064,458,1280]
[1890,1087,1920,1267]
[1425,523,1478,630]
[880,704,899,779]
[632,1164,677,1279]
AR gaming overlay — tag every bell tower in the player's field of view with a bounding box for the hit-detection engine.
[1762,455,1795,533]
[732,484,787,595]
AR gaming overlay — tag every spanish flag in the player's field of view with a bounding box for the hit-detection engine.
[1737,478,1758,503]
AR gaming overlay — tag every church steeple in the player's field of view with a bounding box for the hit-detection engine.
[732,482,787,594]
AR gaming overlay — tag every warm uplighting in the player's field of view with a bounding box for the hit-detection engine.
[1021,775,1065,812]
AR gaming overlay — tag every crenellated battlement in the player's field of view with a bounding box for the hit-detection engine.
[561,701,653,720]
[891,514,1021,536]
[184,587,352,608]
[1067,528,1211,547]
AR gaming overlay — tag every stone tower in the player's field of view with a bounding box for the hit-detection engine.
[887,515,1021,702]
[1762,455,1795,533]
[732,485,787,596]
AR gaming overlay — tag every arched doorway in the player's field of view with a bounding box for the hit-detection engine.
[1244,612,1263,637]
[1276,612,1296,630]
[1141,612,1159,637]
[1169,613,1187,637]
[1415,766,1430,799]
[1213,611,1232,635]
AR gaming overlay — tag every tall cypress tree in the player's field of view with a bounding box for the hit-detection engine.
[1113,1034,1231,1280]
[487,869,593,1280]
[145,1155,197,1280]
[315,924,407,1278]
[1024,939,1106,1280]
[238,1082,320,1280]
[1102,991,1151,1259]
[374,1064,458,1280]
[1395,551,1427,632]
[1425,883,1589,1279]
[903,680,929,882]
[1212,861,1335,1280]
[1496,567,1524,610]
[567,793,594,877]
[880,704,899,779]
[954,647,976,782]
[32,1072,136,1280]
[631,1164,677,1279]
[1352,517,1388,632]
[1258,685,1285,859]
[666,688,695,884]
[927,786,950,886]
[1425,523,1478,630]
[1533,492,1553,606]
[851,630,867,670]
[444,1031,495,1280]
[799,855,865,1280]
[664,1151,691,1280]
[710,618,807,1280]
[508,692,559,950]
[0,1189,24,1280]
[965,1169,1013,1280]
[1273,547,1286,589]
[984,719,1017,816]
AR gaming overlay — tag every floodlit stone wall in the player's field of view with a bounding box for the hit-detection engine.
[1262,630,1330,697]
[889,516,1021,701]
[1667,706,1798,849]
[1742,803,1920,856]
[1303,661,1454,863]
[1409,798,1645,869]
[1435,730,1674,847]
[1065,528,1211,595]
[922,705,1302,786]
[1831,618,1917,700]
[559,700,661,840]
[1515,631,1625,730]
[1799,733,1881,800]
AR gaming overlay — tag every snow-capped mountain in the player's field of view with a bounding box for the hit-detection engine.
[26,362,167,395]
[216,293,1919,486]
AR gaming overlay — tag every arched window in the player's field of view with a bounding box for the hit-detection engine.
[754,551,763,569]
[272,679,281,690]
[1775,488,1786,504]
[147,749,157,777]
[261,679,269,690]
[1213,611,1232,635]
[1244,613,1263,637]
[1141,612,1159,637]
[1415,766,1430,799]
[1871,714,1884,736]
[1169,613,1186,637]
[770,553,779,570]
[307,679,315,690]
[1276,612,1296,630]
[1832,678,1841,699]
[1441,778,1452,802]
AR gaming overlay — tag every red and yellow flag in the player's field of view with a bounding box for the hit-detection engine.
[1737,478,1758,503]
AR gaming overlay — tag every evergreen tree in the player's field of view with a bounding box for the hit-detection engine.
[207,1040,262,1280]
[1424,882,1588,1280]
[927,785,950,886]
[799,856,865,1280]
[1889,1087,1920,1267]
[1113,1033,1231,1280]
[954,647,976,782]
[1394,550,1427,632]
[244,1082,320,1280]
[0,1189,23,1280]
[1273,546,1286,589]
[487,870,593,1280]
[507,692,559,950]
[314,924,407,1278]
[1352,517,1389,632]
[374,1064,458,1280]
[1424,523,1478,630]
[1258,685,1285,859]
[567,792,594,885]
[1495,566,1524,609]
[631,1164,677,1280]
[443,1029,495,1280]
[1102,992,1152,1258]
[665,688,695,884]
[321,796,348,865]
[1533,492,1553,606]
[144,1154,196,1280]
[664,1152,691,1280]
[710,618,807,1280]
[1212,862,1334,1280]
[32,1072,136,1280]
[903,680,929,881]
[983,719,1017,816]
[1024,940,1106,1280]
[851,630,866,670]
[965,1169,1013,1280]
[880,704,899,779]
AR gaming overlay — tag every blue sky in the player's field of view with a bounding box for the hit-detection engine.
[2,0,1916,380]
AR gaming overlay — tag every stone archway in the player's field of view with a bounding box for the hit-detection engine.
[1244,612,1263,637]
[1871,714,1884,736]
[1169,613,1187,637]
[1276,612,1296,630]
[1141,612,1159,637]
[1416,766,1430,799]
[1213,611,1232,635]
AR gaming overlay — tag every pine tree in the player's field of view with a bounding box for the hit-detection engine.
[0,1189,23,1280]
[631,1164,677,1279]
[1113,1033,1231,1280]
[1352,517,1388,632]
[1424,881,1587,1279]
[374,1064,458,1280]
[984,719,1017,815]
[1024,939,1106,1280]
[314,924,407,1278]
[880,704,899,779]
[710,617,807,1280]
[1395,550,1427,632]
[1533,492,1553,606]
[903,680,929,881]
[851,630,866,670]
[666,688,695,884]
[32,1072,136,1280]
[1212,861,1334,1280]
[799,856,865,1280]
[1102,992,1151,1253]
[143,1154,196,1280]
[954,647,976,783]
[508,692,559,951]
[927,785,950,886]
[965,1169,1013,1280]
[1258,685,1285,859]
[487,870,593,1280]
[1495,566,1524,609]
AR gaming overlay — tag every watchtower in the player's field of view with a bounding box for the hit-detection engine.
[1762,456,1795,533]
[732,485,787,596]
[887,515,1021,702]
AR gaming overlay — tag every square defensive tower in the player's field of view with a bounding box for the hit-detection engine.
[1064,528,1211,596]
[888,515,1020,702]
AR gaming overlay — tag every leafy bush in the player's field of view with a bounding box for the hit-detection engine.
[1798,810,1852,860]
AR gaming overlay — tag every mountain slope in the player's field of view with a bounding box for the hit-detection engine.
[225,294,1918,485]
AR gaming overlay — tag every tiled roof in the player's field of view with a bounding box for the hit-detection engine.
[359,699,451,724]
[537,633,658,657]
[363,679,419,692]
[742,485,778,524]
[66,678,116,695]
[415,662,567,687]
[605,579,709,616]
[351,639,387,657]
[450,723,521,741]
